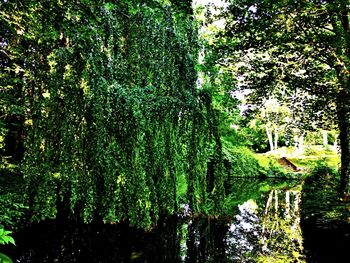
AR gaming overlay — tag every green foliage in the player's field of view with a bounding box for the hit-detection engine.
[240,120,269,153]
[0,174,27,229]
[218,0,344,127]
[303,147,319,157]
[0,225,14,263]
[0,253,13,263]
[0,0,221,228]
[218,0,350,194]
[254,154,289,177]
[223,146,264,178]
[0,193,27,229]
[304,131,324,146]
[0,225,15,246]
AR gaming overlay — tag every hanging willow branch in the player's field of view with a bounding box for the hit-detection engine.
[7,0,218,228]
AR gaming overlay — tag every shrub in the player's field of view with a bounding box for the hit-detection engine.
[223,146,264,178]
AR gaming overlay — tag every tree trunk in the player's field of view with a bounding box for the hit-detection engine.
[266,126,274,151]
[334,62,350,196]
[274,127,279,151]
[322,130,328,146]
[335,2,350,196]
[298,134,304,152]
[337,95,350,196]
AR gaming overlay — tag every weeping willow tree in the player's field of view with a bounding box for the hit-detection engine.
[1,0,227,227]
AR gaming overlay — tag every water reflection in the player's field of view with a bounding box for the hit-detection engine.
[184,218,227,263]
[5,179,307,262]
[226,200,261,262]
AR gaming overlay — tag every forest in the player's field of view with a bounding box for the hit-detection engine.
[1,0,350,262]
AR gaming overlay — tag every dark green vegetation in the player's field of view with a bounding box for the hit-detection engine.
[1,0,350,262]
[2,0,212,227]
[301,164,350,262]
[0,224,15,263]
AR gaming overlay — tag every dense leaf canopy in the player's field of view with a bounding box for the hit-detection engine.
[1,0,228,227]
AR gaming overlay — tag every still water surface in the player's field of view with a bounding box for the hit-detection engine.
[5,178,350,262]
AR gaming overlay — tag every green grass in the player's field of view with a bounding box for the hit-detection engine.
[258,145,340,171]
[255,154,275,169]
[289,156,340,170]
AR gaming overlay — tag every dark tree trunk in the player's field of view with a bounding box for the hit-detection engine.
[336,90,350,196]
[206,159,215,193]
[336,0,350,197]
[4,114,24,162]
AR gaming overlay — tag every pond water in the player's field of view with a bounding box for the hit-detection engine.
[4,178,350,262]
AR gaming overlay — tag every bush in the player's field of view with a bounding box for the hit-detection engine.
[304,146,319,156]
[0,193,28,229]
[0,174,27,230]
[223,146,264,178]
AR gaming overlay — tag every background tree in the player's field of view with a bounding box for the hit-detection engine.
[258,99,290,152]
[217,0,350,195]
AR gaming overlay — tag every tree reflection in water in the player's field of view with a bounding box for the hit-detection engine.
[226,189,304,262]
[6,181,309,263]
